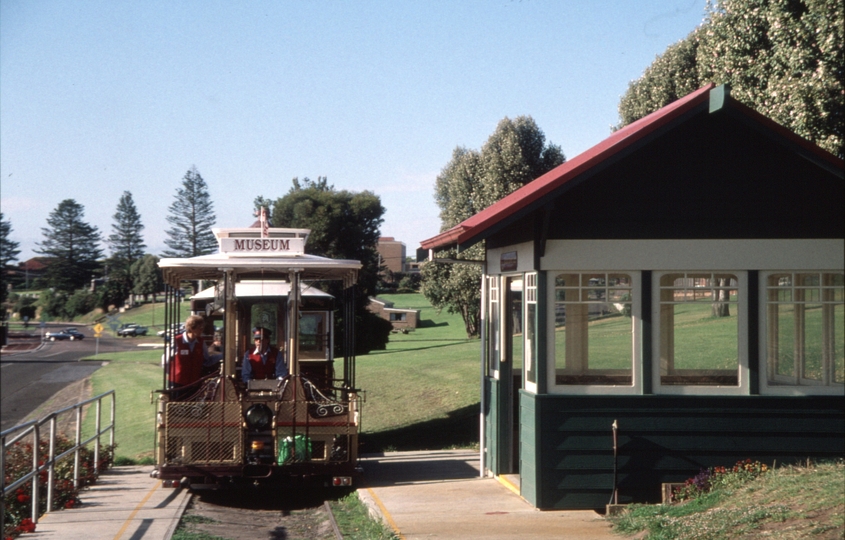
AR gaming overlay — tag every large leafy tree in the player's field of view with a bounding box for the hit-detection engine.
[163,167,218,258]
[1,212,21,304]
[35,199,103,294]
[617,0,843,158]
[422,116,565,337]
[107,191,146,304]
[269,177,392,353]
[131,254,164,302]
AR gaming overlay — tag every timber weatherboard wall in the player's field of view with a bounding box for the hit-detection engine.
[531,395,845,510]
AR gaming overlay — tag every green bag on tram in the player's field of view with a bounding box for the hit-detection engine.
[278,434,311,464]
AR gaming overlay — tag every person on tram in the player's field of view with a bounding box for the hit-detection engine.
[168,315,223,400]
[242,327,289,383]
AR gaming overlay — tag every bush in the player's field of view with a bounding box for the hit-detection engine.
[3,436,114,539]
[673,459,769,502]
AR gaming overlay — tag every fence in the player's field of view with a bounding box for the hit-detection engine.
[1,390,115,534]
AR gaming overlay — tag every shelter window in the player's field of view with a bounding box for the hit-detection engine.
[656,272,746,393]
[389,312,407,322]
[552,272,635,386]
[764,272,844,392]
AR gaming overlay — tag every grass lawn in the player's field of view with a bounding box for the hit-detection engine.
[80,349,163,463]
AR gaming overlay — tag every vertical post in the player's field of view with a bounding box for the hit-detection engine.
[611,419,619,505]
[479,268,487,477]
[47,416,56,512]
[94,398,102,475]
[74,406,82,489]
[31,424,40,524]
[288,270,302,376]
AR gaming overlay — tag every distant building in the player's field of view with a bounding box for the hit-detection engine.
[377,237,406,277]
[367,297,420,330]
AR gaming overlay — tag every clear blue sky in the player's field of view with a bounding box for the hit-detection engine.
[1,0,707,262]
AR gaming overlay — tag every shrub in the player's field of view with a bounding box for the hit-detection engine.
[673,459,769,502]
[3,436,114,539]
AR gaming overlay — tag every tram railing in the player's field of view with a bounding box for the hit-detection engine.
[1,390,116,534]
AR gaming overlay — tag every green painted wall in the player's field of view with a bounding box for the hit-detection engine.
[526,395,844,509]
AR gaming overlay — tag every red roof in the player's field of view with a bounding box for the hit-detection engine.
[420,83,843,252]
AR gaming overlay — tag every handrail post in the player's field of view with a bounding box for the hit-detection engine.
[74,405,82,489]
[94,398,102,476]
[32,423,40,524]
[110,392,116,449]
[47,416,57,512]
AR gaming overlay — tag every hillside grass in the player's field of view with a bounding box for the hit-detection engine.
[609,460,845,539]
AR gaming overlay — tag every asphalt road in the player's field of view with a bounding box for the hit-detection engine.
[1,324,157,432]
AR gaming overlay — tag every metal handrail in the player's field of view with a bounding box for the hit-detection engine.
[1,390,116,534]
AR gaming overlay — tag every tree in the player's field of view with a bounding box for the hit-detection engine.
[106,191,145,305]
[163,167,218,258]
[271,177,391,353]
[35,199,103,294]
[131,254,164,302]
[423,116,565,337]
[1,212,21,304]
[617,0,843,158]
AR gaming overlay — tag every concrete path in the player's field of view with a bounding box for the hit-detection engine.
[360,450,618,540]
[25,465,190,540]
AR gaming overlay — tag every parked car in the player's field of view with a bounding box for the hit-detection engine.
[117,323,148,337]
[157,323,185,338]
[65,328,85,341]
[44,331,71,341]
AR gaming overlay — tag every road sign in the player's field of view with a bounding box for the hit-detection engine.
[93,323,104,335]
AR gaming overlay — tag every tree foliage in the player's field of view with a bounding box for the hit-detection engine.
[35,199,103,294]
[131,254,164,302]
[270,177,391,353]
[423,116,565,337]
[163,167,218,258]
[1,212,21,304]
[617,0,844,157]
[106,191,145,306]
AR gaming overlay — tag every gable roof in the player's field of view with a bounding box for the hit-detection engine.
[420,84,843,253]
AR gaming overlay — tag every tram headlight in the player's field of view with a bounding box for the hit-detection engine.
[245,404,273,431]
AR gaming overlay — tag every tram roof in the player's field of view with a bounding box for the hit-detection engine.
[159,252,361,286]
[158,227,362,286]
[193,280,334,299]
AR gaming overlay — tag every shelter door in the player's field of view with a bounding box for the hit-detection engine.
[502,276,523,474]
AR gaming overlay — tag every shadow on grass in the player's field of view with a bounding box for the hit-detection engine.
[368,340,475,356]
[360,403,480,453]
[418,319,449,329]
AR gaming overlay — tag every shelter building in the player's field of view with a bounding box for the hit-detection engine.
[419,84,844,510]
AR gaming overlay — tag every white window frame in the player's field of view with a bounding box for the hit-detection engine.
[759,271,845,396]
[652,271,749,395]
[546,271,642,395]
[524,272,538,394]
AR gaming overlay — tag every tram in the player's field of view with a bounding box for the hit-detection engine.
[152,225,363,488]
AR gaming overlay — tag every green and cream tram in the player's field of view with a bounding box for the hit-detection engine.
[153,226,362,488]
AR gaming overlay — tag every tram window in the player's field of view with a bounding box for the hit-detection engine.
[300,312,328,359]
[251,303,280,344]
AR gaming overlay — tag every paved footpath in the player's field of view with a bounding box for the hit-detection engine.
[360,450,619,540]
[25,465,190,540]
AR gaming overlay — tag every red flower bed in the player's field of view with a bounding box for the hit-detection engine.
[3,436,114,539]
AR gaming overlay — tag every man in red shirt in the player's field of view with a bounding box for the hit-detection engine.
[168,315,222,400]
[242,327,288,384]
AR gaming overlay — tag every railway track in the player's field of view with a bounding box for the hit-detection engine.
[176,486,347,540]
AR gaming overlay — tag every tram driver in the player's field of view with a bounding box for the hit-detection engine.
[168,315,223,400]
[242,327,289,384]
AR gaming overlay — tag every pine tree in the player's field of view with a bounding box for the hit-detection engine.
[1,212,21,304]
[107,191,146,302]
[163,166,218,257]
[36,199,103,293]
